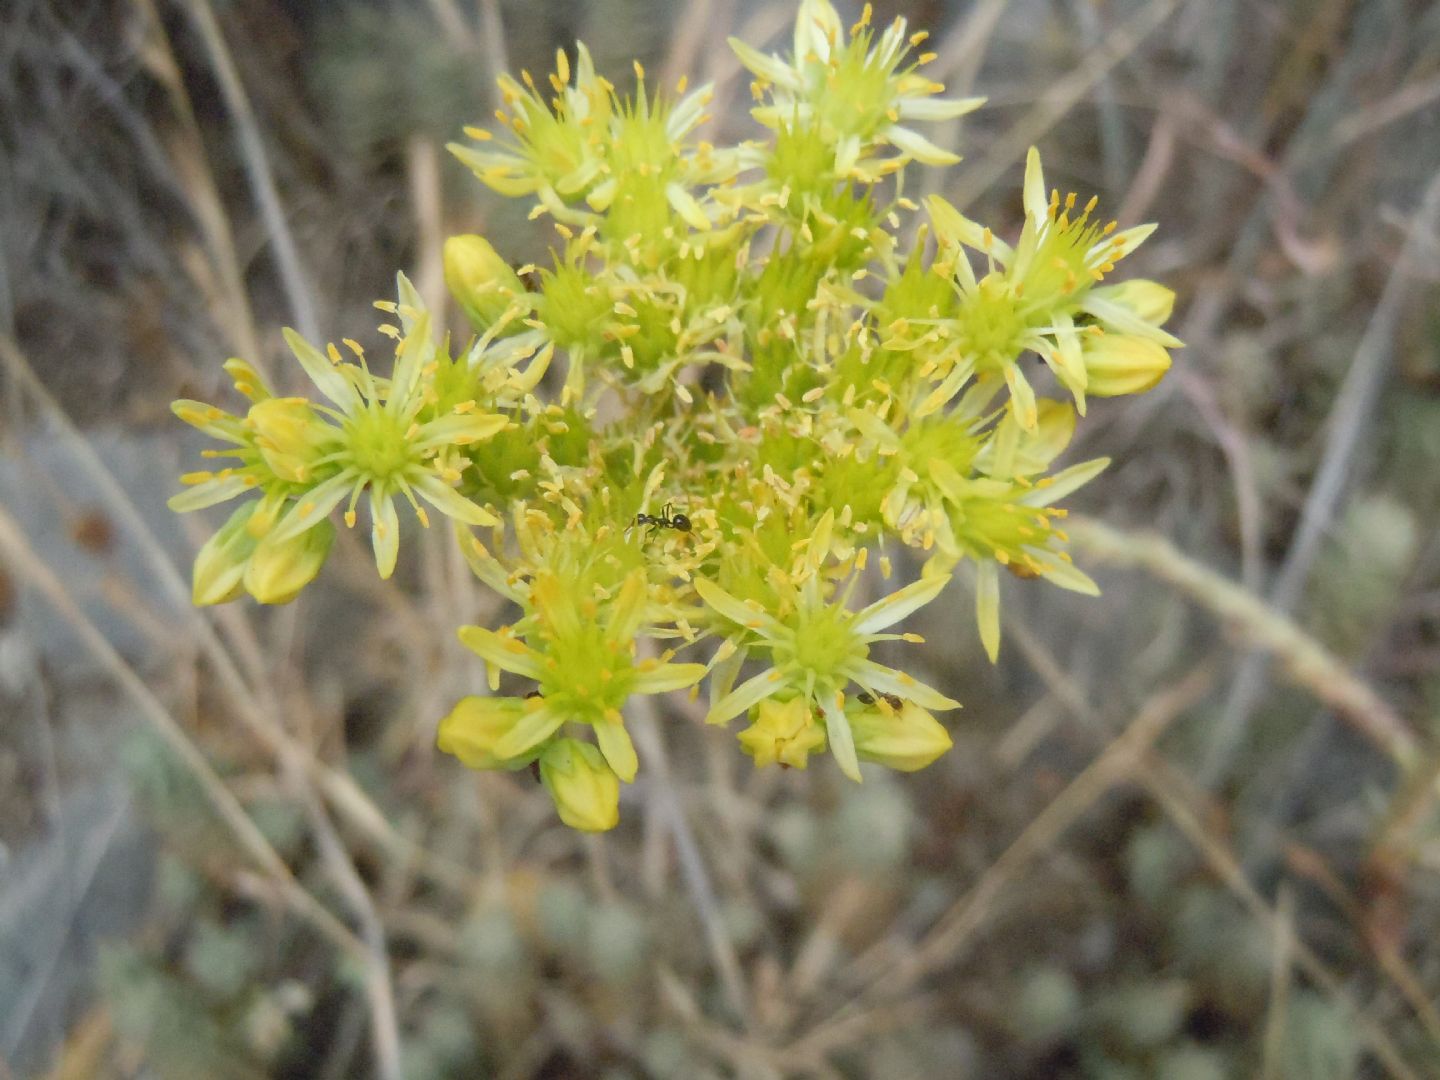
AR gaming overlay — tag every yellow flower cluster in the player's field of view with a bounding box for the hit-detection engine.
[171,0,1179,831]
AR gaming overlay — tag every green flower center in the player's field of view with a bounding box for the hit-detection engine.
[955,274,1028,373]
[344,405,416,482]
[779,601,864,681]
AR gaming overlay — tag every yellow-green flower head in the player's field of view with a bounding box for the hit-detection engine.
[456,569,706,784]
[737,696,827,769]
[846,694,952,771]
[259,279,511,579]
[698,511,958,782]
[730,0,983,178]
[450,45,611,201]
[171,276,514,587]
[449,46,733,239]
[924,147,1180,429]
[937,466,1106,662]
[539,738,621,832]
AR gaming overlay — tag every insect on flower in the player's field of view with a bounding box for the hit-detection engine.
[856,690,904,710]
[634,502,692,538]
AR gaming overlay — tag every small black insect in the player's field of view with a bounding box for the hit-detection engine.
[634,502,692,537]
[855,690,903,710]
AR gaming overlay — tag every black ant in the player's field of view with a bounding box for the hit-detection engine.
[525,690,543,780]
[855,690,903,710]
[634,502,692,538]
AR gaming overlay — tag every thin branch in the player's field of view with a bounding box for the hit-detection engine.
[818,662,1214,1029]
[1070,518,1419,767]
[182,0,320,343]
[0,335,480,898]
[941,0,1181,213]
[627,685,752,1028]
[0,507,362,960]
[1201,170,1440,784]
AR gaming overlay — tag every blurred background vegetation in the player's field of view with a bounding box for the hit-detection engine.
[2,0,1439,1076]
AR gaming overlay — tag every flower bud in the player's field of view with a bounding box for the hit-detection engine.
[540,739,621,832]
[847,699,953,771]
[192,502,261,606]
[437,695,531,770]
[737,697,827,770]
[243,519,334,604]
[248,397,332,484]
[1089,279,1175,325]
[1083,334,1172,397]
[444,235,526,330]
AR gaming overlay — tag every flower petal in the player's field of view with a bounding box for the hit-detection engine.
[172,400,246,443]
[898,95,986,122]
[457,625,545,679]
[370,487,400,579]
[167,474,254,513]
[493,704,567,760]
[594,718,638,783]
[1080,293,1184,348]
[1029,551,1100,596]
[818,693,862,783]
[633,661,708,694]
[853,572,950,635]
[1004,364,1039,431]
[885,124,961,166]
[849,661,961,711]
[1023,146,1047,225]
[705,669,785,727]
[1104,223,1157,261]
[282,328,355,409]
[727,37,803,90]
[1020,457,1109,507]
[268,473,356,542]
[666,183,712,231]
[975,559,1001,662]
[413,474,498,527]
[695,577,777,634]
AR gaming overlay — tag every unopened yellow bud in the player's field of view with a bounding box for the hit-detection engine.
[539,739,620,832]
[249,397,331,483]
[1083,335,1172,396]
[444,235,527,330]
[191,502,260,606]
[1091,279,1175,325]
[847,699,953,771]
[243,519,334,604]
[737,697,826,770]
[437,695,532,770]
